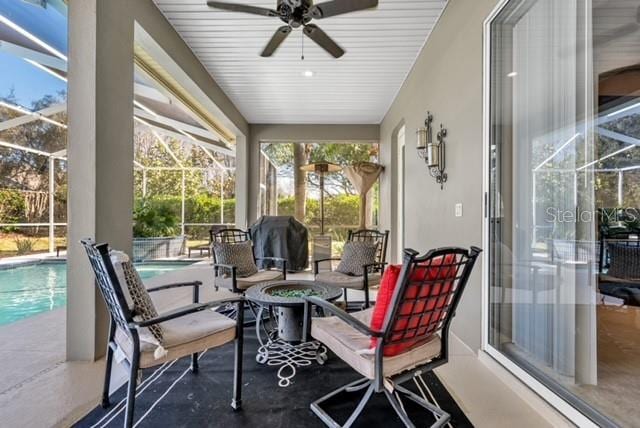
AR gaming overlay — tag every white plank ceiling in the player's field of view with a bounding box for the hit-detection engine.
[153,0,448,124]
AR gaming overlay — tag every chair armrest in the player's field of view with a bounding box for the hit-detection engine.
[303,296,383,338]
[212,263,239,293]
[132,297,244,328]
[148,280,202,304]
[363,261,387,272]
[313,258,343,275]
[256,256,287,280]
[147,281,201,292]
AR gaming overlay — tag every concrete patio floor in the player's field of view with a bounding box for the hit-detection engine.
[0,263,568,427]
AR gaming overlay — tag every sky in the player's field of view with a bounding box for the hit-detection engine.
[0,0,67,107]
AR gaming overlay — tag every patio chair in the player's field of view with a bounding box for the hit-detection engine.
[314,229,389,309]
[598,232,640,305]
[80,239,244,428]
[211,228,287,294]
[303,246,482,428]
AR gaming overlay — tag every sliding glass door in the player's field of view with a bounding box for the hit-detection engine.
[487,0,640,426]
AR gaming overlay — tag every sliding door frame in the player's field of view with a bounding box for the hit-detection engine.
[481,1,600,426]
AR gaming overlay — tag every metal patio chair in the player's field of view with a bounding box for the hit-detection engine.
[211,228,287,294]
[304,246,482,428]
[314,229,389,309]
[81,239,244,428]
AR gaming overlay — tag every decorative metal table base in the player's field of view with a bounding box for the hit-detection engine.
[255,306,327,387]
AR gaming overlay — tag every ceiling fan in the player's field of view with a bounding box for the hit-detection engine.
[206,0,378,58]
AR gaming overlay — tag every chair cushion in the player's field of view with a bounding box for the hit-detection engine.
[336,241,378,276]
[315,270,381,290]
[311,308,441,379]
[115,309,236,368]
[216,269,284,291]
[369,264,402,349]
[110,251,164,349]
[213,241,259,277]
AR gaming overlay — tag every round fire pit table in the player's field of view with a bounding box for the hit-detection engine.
[245,280,342,387]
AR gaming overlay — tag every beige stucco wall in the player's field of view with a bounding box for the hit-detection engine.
[248,124,380,223]
[380,0,499,351]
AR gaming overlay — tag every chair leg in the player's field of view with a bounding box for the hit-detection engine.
[395,383,451,428]
[343,288,348,307]
[124,358,140,428]
[232,301,244,411]
[384,389,415,428]
[310,378,374,428]
[191,352,199,373]
[101,341,114,408]
[363,284,370,309]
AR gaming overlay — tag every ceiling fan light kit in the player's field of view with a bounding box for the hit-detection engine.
[206,0,379,58]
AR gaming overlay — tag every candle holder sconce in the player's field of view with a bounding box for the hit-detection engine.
[416,111,448,189]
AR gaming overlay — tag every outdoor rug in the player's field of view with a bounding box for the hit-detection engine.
[76,329,473,427]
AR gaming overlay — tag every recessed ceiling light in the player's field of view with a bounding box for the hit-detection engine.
[507,71,518,78]
[303,70,314,77]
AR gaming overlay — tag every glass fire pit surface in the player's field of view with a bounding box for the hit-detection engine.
[245,280,342,387]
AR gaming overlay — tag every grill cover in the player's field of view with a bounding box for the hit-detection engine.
[250,216,309,271]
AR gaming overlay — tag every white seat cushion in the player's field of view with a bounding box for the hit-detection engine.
[115,309,236,368]
[311,308,441,379]
[215,270,284,291]
[315,271,381,290]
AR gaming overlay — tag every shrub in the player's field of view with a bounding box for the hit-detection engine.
[0,189,25,225]
[133,198,180,238]
[14,237,36,255]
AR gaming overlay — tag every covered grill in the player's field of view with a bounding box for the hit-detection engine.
[250,216,309,271]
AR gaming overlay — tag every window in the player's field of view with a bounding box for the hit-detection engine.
[487,0,640,425]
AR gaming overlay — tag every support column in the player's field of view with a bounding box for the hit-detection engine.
[49,156,55,254]
[67,0,134,361]
[181,170,186,236]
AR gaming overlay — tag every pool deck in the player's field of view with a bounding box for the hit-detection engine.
[0,261,564,428]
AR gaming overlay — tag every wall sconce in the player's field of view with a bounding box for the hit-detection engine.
[416,111,448,189]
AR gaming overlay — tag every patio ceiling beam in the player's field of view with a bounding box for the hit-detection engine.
[200,145,232,171]
[0,101,67,129]
[0,13,67,61]
[0,103,66,131]
[24,58,67,82]
[0,139,66,159]
[133,107,228,146]
[597,127,640,147]
[134,115,234,157]
[0,40,67,72]
[134,82,170,104]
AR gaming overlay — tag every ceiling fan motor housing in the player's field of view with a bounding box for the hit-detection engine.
[279,0,312,27]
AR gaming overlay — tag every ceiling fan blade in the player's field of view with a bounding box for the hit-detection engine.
[261,26,292,57]
[206,1,279,17]
[308,0,378,19]
[303,24,345,58]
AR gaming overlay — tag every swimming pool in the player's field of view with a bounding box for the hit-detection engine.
[0,261,194,326]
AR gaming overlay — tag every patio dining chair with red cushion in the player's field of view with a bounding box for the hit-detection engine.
[303,246,481,428]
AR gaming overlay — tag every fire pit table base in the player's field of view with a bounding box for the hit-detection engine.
[246,280,342,387]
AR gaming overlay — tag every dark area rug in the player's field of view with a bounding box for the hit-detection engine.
[76,330,473,427]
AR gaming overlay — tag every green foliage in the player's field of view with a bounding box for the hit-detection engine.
[277,194,361,229]
[133,198,181,238]
[132,195,236,238]
[14,237,36,255]
[0,189,24,224]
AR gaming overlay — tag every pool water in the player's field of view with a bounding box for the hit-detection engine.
[0,262,193,326]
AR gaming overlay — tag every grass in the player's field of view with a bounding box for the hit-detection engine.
[0,233,66,258]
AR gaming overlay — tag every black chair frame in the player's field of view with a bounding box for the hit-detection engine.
[211,228,287,294]
[81,239,244,428]
[314,229,389,309]
[304,246,482,428]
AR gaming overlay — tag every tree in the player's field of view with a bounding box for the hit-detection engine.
[293,143,311,221]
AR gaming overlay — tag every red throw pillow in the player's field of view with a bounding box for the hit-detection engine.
[369,264,402,349]
[369,254,457,356]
